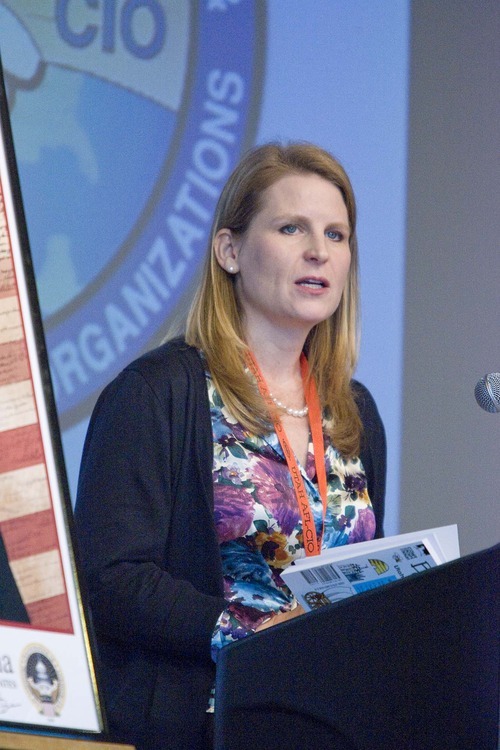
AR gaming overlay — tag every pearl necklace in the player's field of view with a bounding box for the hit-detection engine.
[244,365,308,418]
[268,392,309,418]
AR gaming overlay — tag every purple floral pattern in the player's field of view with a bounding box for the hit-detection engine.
[208,374,376,659]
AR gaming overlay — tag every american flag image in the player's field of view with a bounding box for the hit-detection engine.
[0,181,72,632]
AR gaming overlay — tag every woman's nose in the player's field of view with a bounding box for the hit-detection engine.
[304,232,328,262]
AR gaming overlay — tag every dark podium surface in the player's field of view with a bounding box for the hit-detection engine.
[215,544,499,750]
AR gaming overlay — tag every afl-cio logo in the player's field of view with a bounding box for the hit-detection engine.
[1,0,265,426]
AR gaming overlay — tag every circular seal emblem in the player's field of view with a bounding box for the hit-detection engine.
[21,645,65,718]
[0,0,265,426]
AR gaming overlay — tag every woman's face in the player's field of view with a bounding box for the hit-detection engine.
[216,172,352,344]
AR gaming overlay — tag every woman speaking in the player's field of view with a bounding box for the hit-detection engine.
[75,142,386,750]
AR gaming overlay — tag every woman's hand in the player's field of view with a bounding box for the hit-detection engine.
[255,604,306,632]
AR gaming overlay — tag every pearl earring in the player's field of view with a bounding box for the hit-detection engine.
[227,264,235,273]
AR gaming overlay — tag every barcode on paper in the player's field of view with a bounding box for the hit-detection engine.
[300,565,341,584]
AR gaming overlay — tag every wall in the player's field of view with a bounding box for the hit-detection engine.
[401,0,500,554]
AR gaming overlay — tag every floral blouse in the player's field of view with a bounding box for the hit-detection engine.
[208,372,376,659]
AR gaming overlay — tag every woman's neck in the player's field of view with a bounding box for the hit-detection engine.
[246,336,308,416]
[246,334,311,466]
[245,330,307,384]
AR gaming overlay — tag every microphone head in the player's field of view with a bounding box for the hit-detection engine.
[474,373,500,413]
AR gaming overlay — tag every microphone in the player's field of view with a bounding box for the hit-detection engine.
[474,373,500,413]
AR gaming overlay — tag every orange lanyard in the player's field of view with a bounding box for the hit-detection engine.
[246,352,328,556]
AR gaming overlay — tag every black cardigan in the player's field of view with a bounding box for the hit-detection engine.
[75,339,386,750]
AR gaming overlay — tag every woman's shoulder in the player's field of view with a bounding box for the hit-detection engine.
[125,337,202,382]
[90,338,204,420]
[351,379,382,426]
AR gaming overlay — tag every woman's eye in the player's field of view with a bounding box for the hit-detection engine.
[280,224,298,235]
[326,229,343,241]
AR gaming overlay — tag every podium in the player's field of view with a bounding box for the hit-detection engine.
[214,544,499,750]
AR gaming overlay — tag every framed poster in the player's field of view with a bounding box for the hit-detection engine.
[0,58,104,734]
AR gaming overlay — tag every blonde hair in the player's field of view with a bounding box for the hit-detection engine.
[185,142,363,457]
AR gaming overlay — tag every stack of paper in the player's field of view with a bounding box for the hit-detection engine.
[282,525,460,611]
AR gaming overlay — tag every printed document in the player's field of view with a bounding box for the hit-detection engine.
[282,525,459,611]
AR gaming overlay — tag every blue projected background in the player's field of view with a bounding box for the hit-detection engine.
[0,0,410,537]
